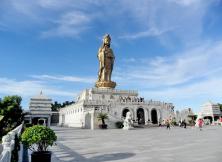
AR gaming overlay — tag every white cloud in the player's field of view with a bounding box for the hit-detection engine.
[121,57,137,63]
[140,76,222,112]
[117,0,212,47]
[31,74,95,83]
[37,0,72,9]
[0,0,216,41]
[0,77,77,109]
[41,11,93,38]
[114,40,222,111]
[37,0,101,10]
[0,0,98,37]
[0,77,74,97]
[169,0,201,6]
[118,27,175,40]
[139,75,222,100]
[117,41,222,87]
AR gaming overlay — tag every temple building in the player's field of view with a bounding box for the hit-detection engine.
[59,88,175,129]
[175,108,195,124]
[59,34,175,129]
[198,101,221,124]
[24,91,52,126]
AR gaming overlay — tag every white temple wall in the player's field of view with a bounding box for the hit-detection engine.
[59,103,85,127]
[59,113,63,125]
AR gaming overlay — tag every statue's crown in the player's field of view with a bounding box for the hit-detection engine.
[103,34,111,41]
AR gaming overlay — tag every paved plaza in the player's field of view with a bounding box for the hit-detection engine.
[50,126,222,162]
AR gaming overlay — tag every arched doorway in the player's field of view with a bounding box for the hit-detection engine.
[122,109,130,118]
[85,113,91,129]
[32,117,39,125]
[38,118,46,126]
[137,108,145,124]
[151,109,158,124]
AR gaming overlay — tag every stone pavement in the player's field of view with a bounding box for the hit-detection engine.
[50,126,222,162]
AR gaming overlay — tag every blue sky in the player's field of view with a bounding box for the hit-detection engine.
[0,0,222,113]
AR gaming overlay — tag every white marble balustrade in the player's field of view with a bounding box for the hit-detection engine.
[0,124,23,162]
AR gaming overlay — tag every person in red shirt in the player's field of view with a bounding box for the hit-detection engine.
[198,118,204,131]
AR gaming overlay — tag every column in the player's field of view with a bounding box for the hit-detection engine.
[150,110,152,123]
[48,116,51,127]
[145,109,149,125]
[91,112,94,130]
[212,115,215,125]
[30,116,32,124]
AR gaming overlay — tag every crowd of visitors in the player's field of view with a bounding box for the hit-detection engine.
[158,117,222,131]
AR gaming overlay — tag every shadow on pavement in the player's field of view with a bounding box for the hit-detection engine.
[90,153,135,161]
[52,142,135,162]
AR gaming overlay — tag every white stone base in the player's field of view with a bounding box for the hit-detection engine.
[59,88,175,129]
[123,127,134,130]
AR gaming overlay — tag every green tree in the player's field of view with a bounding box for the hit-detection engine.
[0,95,23,139]
[51,101,62,111]
[51,101,75,111]
[61,101,75,107]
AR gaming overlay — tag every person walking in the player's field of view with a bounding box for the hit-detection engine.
[178,121,181,127]
[183,120,187,129]
[166,119,170,130]
[198,118,204,131]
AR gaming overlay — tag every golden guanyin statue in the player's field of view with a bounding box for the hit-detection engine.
[95,34,116,88]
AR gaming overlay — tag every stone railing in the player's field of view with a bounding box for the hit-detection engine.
[91,88,138,95]
[0,124,23,162]
[82,99,174,109]
[83,100,110,106]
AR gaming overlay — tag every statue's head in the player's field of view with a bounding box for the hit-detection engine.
[126,111,131,118]
[103,34,111,46]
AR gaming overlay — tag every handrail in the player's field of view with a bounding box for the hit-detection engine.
[0,124,23,162]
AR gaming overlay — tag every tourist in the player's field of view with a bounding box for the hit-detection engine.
[198,118,204,131]
[178,121,181,127]
[220,117,222,126]
[183,120,187,129]
[166,119,170,130]
[159,119,162,127]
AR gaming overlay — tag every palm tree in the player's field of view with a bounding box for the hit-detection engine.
[97,113,109,126]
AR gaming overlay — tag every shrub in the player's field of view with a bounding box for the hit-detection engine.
[21,125,57,152]
[115,121,124,128]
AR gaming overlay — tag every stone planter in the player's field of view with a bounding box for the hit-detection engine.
[99,124,107,129]
[31,151,51,162]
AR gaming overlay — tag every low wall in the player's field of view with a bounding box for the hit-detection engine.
[0,124,23,162]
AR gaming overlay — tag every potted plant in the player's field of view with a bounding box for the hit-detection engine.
[21,125,57,162]
[97,112,109,129]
